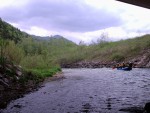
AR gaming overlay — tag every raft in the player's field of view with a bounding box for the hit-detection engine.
[117,67,132,71]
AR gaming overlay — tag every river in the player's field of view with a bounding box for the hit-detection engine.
[1,68,150,113]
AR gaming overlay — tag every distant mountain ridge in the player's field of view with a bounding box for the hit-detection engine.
[31,34,66,40]
[0,18,76,45]
[31,34,76,45]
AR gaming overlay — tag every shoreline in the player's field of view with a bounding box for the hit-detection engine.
[61,60,150,68]
[0,72,64,109]
[0,66,149,109]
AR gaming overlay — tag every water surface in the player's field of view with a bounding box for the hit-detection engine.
[1,68,150,113]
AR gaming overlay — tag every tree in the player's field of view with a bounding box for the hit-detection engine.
[79,40,86,46]
[97,32,109,44]
[0,18,24,70]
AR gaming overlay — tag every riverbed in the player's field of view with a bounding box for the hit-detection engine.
[1,68,150,113]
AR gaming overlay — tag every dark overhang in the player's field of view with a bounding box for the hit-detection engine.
[116,0,150,9]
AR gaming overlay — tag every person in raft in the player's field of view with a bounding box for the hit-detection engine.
[113,62,133,69]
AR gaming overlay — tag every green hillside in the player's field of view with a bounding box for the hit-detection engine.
[19,35,78,68]
[1,18,150,69]
[0,18,29,43]
[0,18,79,69]
[86,35,150,62]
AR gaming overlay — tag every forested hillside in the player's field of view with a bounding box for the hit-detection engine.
[0,18,78,69]
[1,18,150,69]
[0,18,29,43]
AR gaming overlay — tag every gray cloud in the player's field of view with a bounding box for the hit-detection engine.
[0,0,122,32]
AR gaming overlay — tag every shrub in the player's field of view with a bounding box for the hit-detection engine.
[4,41,25,64]
[26,67,61,79]
[20,55,46,69]
[111,53,125,62]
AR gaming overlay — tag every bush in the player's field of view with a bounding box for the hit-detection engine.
[4,41,25,64]
[26,67,61,79]
[20,55,46,69]
[111,53,125,62]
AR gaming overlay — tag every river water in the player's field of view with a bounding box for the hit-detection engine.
[1,68,150,113]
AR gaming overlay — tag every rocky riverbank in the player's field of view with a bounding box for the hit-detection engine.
[0,60,42,109]
[0,59,63,109]
[61,49,150,68]
[61,61,115,68]
[130,49,150,68]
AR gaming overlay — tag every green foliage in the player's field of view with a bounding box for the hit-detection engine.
[0,56,7,68]
[26,67,61,79]
[4,41,25,64]
[0,38,9,69]
[20,55,46,69]
[111,53,125,62]
[0,18,28,67]
[1,18,150,72]
[0,18,29,43]
[85,35,150,62]
[18,36,78,69]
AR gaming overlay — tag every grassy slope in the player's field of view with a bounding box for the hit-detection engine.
[84,35,150,62]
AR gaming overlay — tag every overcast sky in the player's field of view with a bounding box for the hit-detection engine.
[0,0,150,44]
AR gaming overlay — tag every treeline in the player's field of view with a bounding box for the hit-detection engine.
[0,19,65,78]
[18,37,79,69]
[1,18,150,70]
[0,18,26,73]
[0,18,29,42]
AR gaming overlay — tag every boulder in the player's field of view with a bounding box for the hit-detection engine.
[0,79,9,88]
[146,61,150,68]
[16,70,22,76]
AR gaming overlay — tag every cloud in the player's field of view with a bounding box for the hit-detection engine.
[0,0,122,32]
[1,0,150,44]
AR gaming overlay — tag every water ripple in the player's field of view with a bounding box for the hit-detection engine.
[1,68,150,113]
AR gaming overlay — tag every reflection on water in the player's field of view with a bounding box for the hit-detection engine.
[1,68,150,113]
